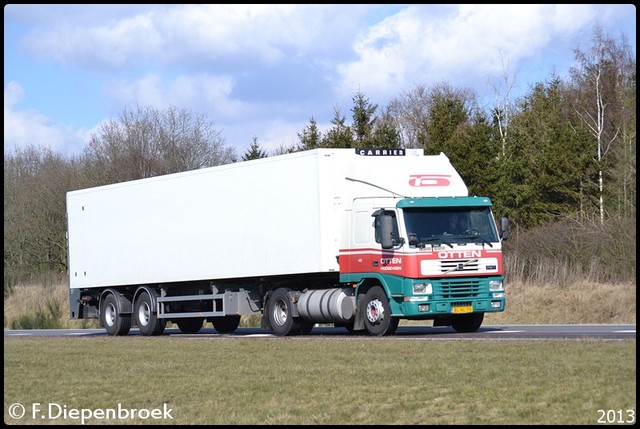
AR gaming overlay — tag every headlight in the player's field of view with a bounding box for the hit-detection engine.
[489,280,504,291]
[413,283,433,294]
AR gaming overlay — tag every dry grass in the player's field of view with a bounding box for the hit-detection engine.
[484,281,636,325]
[3,280,636,330]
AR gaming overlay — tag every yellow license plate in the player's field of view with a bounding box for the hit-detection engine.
[452,306,473,314]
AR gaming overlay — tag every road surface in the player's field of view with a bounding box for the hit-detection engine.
[4,324,635,340]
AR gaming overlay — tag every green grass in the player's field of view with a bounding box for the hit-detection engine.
[4,337,636,425]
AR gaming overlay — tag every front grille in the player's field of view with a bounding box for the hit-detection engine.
[440,280,481,299]
[440,259,480,273]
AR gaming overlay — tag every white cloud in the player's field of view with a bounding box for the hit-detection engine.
[4,4,634,158]
[4,81,90,157]
[107,72,250,120]
[335,4,602,101]
[19,5,368,72]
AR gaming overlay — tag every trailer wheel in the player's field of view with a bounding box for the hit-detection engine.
[211,315,241,334]
[451,312,484,333]
[267,288,301,336]
[101,294,131,336]
[135,292,166,336]
[363,286,398,336]
[177,318,204,334]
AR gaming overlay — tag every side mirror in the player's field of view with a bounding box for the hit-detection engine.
[500,217,509,240]
[378,213,395,249]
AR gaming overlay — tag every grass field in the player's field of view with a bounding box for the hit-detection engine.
[3,336,636,425]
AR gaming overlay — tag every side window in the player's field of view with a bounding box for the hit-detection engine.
[373,210,400,245]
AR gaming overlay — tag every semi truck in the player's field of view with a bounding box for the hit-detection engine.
[66,148,508,336]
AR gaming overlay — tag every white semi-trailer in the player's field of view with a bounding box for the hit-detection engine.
[66,148,508,336]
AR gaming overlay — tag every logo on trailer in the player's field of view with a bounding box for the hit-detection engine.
[356,148,405,156]
[408,174,451,187]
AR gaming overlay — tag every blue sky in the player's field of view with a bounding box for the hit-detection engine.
[4,4,636,158]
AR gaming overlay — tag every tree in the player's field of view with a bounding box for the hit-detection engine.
[503,79,595,227]
[83,105,236,186]
[242,136,268,160]
[488,51,519,158]
[370,107,402,148]
[387,84,430,149]
[351,90,378,148]
[4,145,77,286]
[321,106,354,148]
[297,117,322,151]
[445,110,501,208]
[424,82,473,154]
[569,25,636,223]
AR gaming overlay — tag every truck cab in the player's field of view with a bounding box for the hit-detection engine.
[339,196,508,335]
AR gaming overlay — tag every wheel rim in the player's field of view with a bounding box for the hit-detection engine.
[105,303,117,327]
[137,301,151,327]
[272,299,288,326]
[366,299,384,324]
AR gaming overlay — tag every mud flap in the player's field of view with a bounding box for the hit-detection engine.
[352,293,367,331]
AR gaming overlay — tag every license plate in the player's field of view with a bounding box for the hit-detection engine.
[452,305,473,314]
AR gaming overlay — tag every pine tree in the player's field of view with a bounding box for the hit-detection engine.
[242,136,268,160]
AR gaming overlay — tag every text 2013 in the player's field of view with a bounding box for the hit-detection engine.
[597,409,635,424]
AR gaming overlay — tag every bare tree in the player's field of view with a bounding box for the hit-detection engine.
[387,84,430,148]
[569,25,634,224]
[83,106,236,185]
[488,50,519,157]
[4,145,75,285]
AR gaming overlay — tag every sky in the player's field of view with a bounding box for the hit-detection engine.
[4,4,637,158]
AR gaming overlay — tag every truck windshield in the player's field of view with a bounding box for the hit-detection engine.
[403,207,499,247]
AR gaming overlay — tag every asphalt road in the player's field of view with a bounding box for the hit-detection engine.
[4,324,636,340]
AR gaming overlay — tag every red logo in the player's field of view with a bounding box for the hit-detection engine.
[408,174,451,187]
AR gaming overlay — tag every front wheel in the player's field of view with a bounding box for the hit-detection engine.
[363,286,398,336]
[101,293,131,336]
[267,288,301,336]
[135,292,166,336]
[451,313,484,333]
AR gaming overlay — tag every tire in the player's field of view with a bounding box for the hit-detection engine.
[363,286,399,336]
[451,312,484,333]
[100,293,131,336]
[211,315,241,334]
[177,317,204,334]
[299,320,314,335]
[334,322,356,333]
[135,291,166,336]
[267,288,302,336]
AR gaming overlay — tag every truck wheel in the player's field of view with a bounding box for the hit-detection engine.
[101,293,131,336]
[451,313,484,333]
[211,315,241,334]
[177,318,204,334]
[363,286,399,336]
[267,288,302,336]
[135,292,166,336]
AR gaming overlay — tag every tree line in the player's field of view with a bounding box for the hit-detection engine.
[4,25,636,289]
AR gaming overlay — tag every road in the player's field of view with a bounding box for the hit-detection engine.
[4,324,635,340]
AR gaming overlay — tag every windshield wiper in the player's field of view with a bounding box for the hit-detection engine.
[418,237,453,248]
[457,234,494,247]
